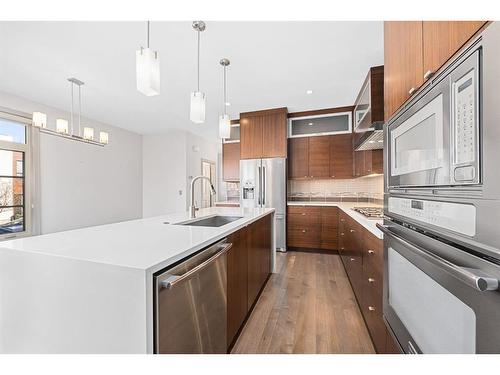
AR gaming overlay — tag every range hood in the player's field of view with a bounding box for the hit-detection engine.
[353,66,384,151]
[354,122,384,151]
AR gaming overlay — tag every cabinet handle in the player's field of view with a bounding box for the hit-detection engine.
[350,258,355,262]
[331,175,335,178]
[368,278,375,283]
[302,229,306,233]
[341,247,345,250]
[340,232,345,236]
[424,70,434,80]
[368,249,374,254]
[340,219,345,222]
[350,229,355,233]
[301,213,306,216]
[368,306,376,311]
[408,87,417,96]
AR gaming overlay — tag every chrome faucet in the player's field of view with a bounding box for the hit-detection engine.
[189,175,217,218]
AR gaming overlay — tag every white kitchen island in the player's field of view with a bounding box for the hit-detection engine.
[0,207,275,353]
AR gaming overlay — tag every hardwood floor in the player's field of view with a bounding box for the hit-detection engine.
[231,251,375,354]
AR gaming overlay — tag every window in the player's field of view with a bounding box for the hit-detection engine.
[0,112,32,238]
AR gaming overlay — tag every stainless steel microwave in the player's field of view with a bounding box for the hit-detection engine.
[386,45,481,189]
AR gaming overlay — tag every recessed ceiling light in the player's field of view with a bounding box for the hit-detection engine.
[306,90,313,95]
[308,122,314,126]
[225,102,231,106]
[369,140,375,144]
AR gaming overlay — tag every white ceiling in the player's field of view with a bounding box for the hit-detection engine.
[0,21,383,140]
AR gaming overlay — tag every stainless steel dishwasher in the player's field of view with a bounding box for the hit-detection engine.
[154,238,232,354]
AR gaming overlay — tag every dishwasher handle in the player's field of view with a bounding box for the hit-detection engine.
[160,242,232,289]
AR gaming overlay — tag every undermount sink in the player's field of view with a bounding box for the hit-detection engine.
[176,215,243,227]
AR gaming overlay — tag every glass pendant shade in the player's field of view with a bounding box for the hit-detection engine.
[99,131,109,144]
[190,91,206,123]
[219,114,231,139]
[32,112,47,128]
[136,48,160,96]
[56,119,69,134]
[83,127,95,141]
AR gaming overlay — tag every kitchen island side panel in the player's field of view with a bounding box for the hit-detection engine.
[0,249,148,354]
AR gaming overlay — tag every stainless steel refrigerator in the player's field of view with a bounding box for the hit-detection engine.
[240,158,286,252]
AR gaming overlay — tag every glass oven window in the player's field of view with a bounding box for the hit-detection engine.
[391,94,444,176]
[388,247,476,353]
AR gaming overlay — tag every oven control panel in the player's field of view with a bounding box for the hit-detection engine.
[388,197,476,236]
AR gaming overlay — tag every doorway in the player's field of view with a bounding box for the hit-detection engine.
[201,159,216,208]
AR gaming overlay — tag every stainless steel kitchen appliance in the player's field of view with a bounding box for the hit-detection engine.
[240,157,286,252]
[153,239,232,353]
[381,23,500,354]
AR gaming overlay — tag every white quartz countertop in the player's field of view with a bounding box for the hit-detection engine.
[287,201,383,239]
[0,207,274,272]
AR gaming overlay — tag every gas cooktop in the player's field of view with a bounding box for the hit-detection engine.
[352,207,384,219]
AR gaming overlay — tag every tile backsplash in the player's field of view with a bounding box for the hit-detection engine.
[288,175,384,203]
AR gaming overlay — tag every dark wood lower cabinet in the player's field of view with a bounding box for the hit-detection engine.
[287,206,338,250]
[227,227,248,348]
[227,213,272,350]
[339,211,397,354]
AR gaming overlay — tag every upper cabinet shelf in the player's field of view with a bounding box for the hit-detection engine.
[288,108,352,138]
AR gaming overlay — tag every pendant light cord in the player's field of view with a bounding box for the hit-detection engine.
[147,21,150,49]
[197,30,200,92]
[223,65,227,116]
[70,82,74,134]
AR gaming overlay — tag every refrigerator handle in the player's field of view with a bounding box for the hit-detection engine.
[262,165,266,206]
[257,165,261,205]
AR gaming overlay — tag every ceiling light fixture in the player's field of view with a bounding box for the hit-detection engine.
[190,21,207,124]
[306,90,313,95]
[32,78,108,146]
[136,21,160,96]
[219,58,231,139]
[308,122,314,126]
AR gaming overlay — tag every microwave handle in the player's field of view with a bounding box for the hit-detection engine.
[377,223,499,292]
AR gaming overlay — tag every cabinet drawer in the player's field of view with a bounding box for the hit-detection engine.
[287,226,321,249]
[287,205,322,217]
[362,280,385,353]
[288,213,320,228]
[363,232,383,276]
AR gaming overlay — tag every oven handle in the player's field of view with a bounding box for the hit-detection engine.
[377,223,499,292]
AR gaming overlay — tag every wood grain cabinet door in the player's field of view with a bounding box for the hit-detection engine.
[240,116,263,160]
[262,111,288,158]
[223,142,241,181]
[320,207,339,250]
[422,21,486,81]
[227,227,248,348]
[329,134,354,179]
[288,137,309,178]
[384,21,424,121]
[308,136,330,178]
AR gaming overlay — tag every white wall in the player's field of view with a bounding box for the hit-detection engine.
[0,91,143,234]
[142,130,218,217]
[142,132,187,217]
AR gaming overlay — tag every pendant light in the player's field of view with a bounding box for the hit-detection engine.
[136,21,160,96]
[190,21,206,124]
[31,77,109,146]
[219,58,231,139]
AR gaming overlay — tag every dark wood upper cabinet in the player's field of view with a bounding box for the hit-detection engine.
[384,21,488,121]
[240,108,288,160]
[384,21,424,121]
[422,21,487,80]
[288,137,309,179]
[223,142,240,181]
[330,134,354,179]
[308,136,330,178]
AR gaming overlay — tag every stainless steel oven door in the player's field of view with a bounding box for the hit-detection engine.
[387,47,480,188]
[378,221,500,353]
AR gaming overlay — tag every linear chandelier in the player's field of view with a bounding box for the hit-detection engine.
[32,78,109,146]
